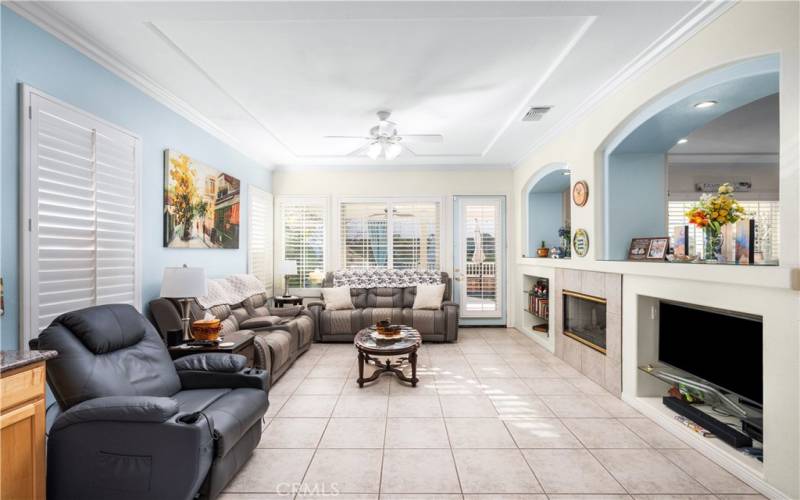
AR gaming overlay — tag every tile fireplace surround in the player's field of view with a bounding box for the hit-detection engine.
[555,269,622,396]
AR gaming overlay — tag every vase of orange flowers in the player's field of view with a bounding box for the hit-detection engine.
[685,183,746,262]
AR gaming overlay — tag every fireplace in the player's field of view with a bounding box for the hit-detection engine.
[563,290,607,354]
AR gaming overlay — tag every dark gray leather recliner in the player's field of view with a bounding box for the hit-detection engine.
[36,304,268,500]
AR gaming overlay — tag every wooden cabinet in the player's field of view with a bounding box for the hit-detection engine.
[1,361,47,500]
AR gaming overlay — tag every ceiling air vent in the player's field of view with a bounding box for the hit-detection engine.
[522,106,553,122]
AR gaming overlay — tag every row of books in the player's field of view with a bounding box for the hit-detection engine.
[529,296,549,319]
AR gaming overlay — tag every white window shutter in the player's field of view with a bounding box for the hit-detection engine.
[279,199,326,288]
[23,88,141,340]
[338,200,441,271]
[248,185,274,296]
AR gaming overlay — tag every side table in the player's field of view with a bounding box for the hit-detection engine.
[168,331,255,367]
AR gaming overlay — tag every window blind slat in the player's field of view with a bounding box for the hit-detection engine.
[249,186,274,295]
[281,200,325,288]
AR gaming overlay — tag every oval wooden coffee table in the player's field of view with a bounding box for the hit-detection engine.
[354,325,421,387]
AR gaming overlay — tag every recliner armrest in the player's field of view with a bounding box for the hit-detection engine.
[306,301,325,309]
[175,353,269,392]
[174,352,247,373]
[51,396,178,432]
[441,301,459,309]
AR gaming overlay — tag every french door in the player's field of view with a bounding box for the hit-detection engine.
[453,196,505,325]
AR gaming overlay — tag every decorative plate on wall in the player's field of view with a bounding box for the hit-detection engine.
[572,180,589,207]
[573,229,589,257]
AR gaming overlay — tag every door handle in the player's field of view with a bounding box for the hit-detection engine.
[454,277,461,282]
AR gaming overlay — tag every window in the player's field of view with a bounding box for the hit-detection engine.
[248,185,273,295]
[278,198,326,288]
[668,200,779,261]
[339,199,441,270]
[21,86,141,342]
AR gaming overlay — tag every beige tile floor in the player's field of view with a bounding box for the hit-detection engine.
[220,328,763,500]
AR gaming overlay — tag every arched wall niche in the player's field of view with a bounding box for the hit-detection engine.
[595,54,780,261]
[521,162,571,257]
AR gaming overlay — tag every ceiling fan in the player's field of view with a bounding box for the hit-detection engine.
[324,110,443,160]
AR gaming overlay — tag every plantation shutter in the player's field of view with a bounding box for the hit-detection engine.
[340,202,388,269]
[337,200,441,270]
[248,185,274,295]
[280,200,325,288]
[391,201,441,270]
[25,89,140,339]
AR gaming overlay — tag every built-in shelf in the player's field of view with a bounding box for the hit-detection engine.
[523,308,547,321]
[531,324,549,335]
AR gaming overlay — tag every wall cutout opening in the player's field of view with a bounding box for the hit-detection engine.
[603,55,779,265]
[524,164,572,258]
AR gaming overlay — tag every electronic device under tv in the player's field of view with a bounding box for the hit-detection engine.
[658,300,763,406]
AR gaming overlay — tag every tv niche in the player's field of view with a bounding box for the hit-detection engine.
[646,300,764,451]
[563,291,607,354]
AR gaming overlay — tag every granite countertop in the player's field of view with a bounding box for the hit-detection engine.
[0,350,58,374]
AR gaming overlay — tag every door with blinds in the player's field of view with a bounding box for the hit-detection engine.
[453,196,505,325]
[21,86,141,343]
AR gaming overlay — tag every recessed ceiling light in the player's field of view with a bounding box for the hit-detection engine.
[676,138,688,145]
[694,100,718,109]
[562,169,571,176]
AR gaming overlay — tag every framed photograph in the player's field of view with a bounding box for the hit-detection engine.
[627,238,652,260]
[164,150,241,248]
[646,238,669,260]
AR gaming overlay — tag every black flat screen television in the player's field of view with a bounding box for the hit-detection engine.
[658,300,763,405]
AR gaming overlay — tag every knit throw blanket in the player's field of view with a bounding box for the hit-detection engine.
[333,268,441,288]
[196,274,266,309]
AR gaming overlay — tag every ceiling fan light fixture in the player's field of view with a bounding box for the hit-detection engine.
[366,142,382,160]
[385,142,402,160]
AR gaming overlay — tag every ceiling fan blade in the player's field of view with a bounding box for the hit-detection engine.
[400,143,418,156]
[401,134,443,143]
[346,143,371,157]
[324,135,372,140]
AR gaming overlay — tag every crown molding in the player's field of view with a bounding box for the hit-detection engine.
[273,162,513,173]
[512,0,738,169]
[5,1,275,171]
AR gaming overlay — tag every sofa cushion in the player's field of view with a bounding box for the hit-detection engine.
[320,309,364,336]
[174,388,266,458]
[257,330,295,372]
[361,307,404,328]
[202,387,267,457]
[413,284,446,310]
[322,287,355,310]
[401,308,446,335]
[240,316,281,330]
[367,288,403,308]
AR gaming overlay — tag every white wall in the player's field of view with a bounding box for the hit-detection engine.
[512,2,799,497]
[667,162,780,201]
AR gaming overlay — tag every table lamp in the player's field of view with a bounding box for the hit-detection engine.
[160,265,207,341]
[279,260,297,297]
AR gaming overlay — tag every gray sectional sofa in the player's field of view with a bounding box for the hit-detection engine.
[149,292,313,382]
[307,270,459,343]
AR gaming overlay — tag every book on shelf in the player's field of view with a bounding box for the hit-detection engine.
[528,295,549,319]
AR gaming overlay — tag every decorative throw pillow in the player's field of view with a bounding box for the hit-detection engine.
[322,287,354,311]
[412,284,446,310]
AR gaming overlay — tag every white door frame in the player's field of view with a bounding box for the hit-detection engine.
[452,195,506,326]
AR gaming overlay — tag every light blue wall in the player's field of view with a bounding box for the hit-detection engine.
[529,191,564,251]
[1,8,272,349]
[606,153,666,259]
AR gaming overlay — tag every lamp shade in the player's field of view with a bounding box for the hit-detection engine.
[160,266,207,298]
[279,260,298,275]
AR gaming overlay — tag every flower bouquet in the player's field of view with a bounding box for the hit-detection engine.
[684,183,746,262]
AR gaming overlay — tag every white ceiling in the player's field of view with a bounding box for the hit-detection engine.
[20,1,723,170]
